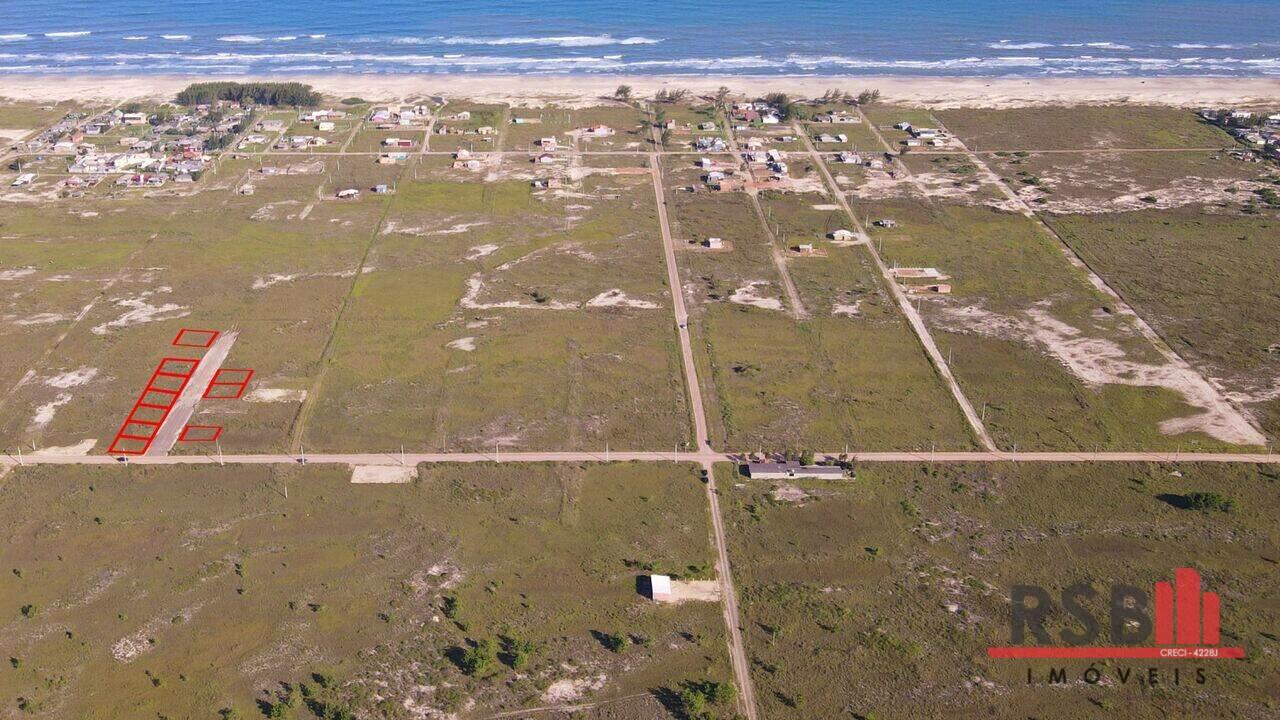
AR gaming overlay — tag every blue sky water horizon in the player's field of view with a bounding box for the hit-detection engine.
[1,0,1277,76]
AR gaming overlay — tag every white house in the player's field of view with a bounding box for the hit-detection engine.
[336,188,360,199]
[704,237,724,249]
[830,229,856,241]
[649,574,673,602]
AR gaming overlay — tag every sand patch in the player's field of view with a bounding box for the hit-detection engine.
[12,312,68,326]
[446,337,476,352]
[586,289,659,309]
[833,302,862,317]
[541,675,607,704]
[729,281,784,311]
[0,267,36,280]
[460,274,577,311]
[244,388,307,403]
[45,366,98,389]
[32,393,72,427]
[112,604,203,662]
[91,289,189,335]
[811,203,841,211]
[656,579,723,603]
[32,438,96,456]
[772,484,811,503]
[937,303,1265,445]
[465,243,499,260]
[351,465,418,484]
[251,269,355,290]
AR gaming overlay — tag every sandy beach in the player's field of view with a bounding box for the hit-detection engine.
[3,74,1279,108]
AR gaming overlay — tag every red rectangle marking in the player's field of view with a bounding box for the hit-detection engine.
[172,328,220,348]
[157,357,200,376]
[178,424,223,443]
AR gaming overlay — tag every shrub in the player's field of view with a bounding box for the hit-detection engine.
[1185,492,1234,513]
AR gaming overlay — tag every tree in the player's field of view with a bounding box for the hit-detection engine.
[800,449,816,466]
[460,639,497,676]
[602,632,629,653]
[176,82,321,107]
[614,84,633,101]
[660,128,673,146]
[714,86,731,109]
[856,89,882,106]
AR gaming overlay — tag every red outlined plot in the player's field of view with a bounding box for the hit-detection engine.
[107,356,201,455]
[179,424,223,443]
[202,368,254,400]
[172,328,220,348]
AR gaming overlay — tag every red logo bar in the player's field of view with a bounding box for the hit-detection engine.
[988,646,1245,660]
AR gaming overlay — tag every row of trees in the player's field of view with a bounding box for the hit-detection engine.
[176,81,321,107]
[615,84,880,110]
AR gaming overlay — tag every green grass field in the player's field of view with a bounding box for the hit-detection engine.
[721,460,1280,719]
[0,461,732,719]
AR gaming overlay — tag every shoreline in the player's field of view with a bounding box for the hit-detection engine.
[2,74,1279,108]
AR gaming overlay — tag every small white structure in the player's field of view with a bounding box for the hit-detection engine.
[830,229,856,242]
[316,121,336,132]
[650,574,673,602]
[704,237,724,249]
[336,188,360,199]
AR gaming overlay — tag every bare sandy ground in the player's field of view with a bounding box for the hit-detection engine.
[3,75,1279,108]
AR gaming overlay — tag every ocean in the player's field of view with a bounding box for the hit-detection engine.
[1,0,1277,77]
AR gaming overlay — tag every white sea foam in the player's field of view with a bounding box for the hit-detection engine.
[0,34,30,41]
[45,31,91,38]
[430,34,661,47]
[275,35,297,41]
[987,41,1054,49]
[123,36,148,41]
[161,34,191,40]
[219,35,266,43]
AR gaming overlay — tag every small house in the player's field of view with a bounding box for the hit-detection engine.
[830,229,856,242]
[336,188,360,199]
[704,237,723,249]
[649,574,673,602]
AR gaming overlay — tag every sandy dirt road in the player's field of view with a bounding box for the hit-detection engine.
[146,330,237,456]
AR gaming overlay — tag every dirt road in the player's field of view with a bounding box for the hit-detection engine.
[146,330,237,456]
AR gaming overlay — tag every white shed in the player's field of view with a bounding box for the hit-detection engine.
[650,574,673,601]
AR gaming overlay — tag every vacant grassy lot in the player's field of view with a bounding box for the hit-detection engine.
[1048,208,1280,439]
[301,162,691,452]
[0,160,386,455]
[935,106,1234,151]
[983,149,1276,213]
[863,199,1249,451]
[721,461,1280,719]
[668,179,973,452]
[0,461,732,718]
